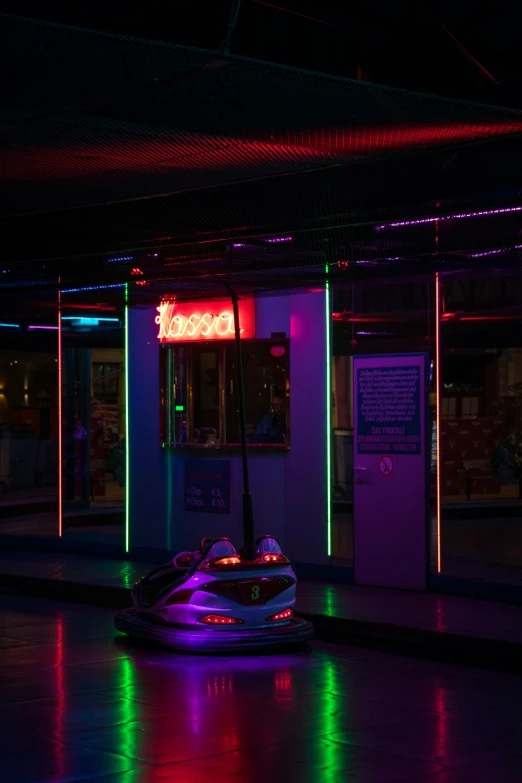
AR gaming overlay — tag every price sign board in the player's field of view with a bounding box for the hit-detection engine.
[184,459,231,514]
[357,365,421,456]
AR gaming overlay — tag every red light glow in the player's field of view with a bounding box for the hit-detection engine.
[165,589,193,605]
[156,299,254,342]
[262,553,288,563]
[4,123,522,181]
[40,302,117,311]
[443,314,522,322]
[200,614,243,624]
[267,608,293,621]
[214,556,242,566]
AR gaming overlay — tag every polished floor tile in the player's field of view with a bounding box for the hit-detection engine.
[1,742,144,783]
[78,741,443,783]
[2,593,522,782]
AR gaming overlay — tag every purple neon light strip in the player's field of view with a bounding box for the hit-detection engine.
[376,206,522,231]
[469,243,522,258]
[28,325,59,330]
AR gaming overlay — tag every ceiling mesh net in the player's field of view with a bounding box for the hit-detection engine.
[2,13,522,307]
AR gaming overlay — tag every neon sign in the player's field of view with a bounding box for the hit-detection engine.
[156,300,254,342]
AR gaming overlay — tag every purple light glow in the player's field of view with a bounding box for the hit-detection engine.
[264,236,292,243]
[233,243,246,247]
[469,243,522,258]
[28,325,59,330]
[376,206,522,231]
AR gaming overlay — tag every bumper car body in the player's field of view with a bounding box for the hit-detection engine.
[115,536,313,652]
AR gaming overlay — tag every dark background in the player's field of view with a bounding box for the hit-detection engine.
[3,1,519,104]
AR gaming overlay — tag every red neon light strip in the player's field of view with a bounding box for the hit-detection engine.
[58,285,62,537]
[461,315,522,322]
[440,24,498,84]
[435,273,441,574]
[442,314,522,322]
[38,302,117,311]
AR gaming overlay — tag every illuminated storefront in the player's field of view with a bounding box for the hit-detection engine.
[4,252,522,601]
[126,293,330,569]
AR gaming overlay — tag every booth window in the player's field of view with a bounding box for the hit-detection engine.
[160,340,289,448]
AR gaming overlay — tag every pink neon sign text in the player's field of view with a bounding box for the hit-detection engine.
[155,301,254,342]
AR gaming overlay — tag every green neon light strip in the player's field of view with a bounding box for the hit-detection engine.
[325,264,332,557]
[125,284,130,553]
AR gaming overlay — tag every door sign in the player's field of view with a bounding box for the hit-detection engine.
[379,455,394,477]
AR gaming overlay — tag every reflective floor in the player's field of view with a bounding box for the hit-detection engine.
[2,596,522,782]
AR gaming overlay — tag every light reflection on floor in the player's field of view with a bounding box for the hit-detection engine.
[2,594,522,782]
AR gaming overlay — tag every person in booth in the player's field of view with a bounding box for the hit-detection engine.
[251,390,287,444]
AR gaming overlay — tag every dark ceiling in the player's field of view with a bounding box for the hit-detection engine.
[1,8,522,320]
[4,1,521,104]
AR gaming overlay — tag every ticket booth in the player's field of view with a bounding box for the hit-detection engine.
[126,293,330,567]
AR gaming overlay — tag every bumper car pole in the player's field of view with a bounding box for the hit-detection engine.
[231,291,255,560]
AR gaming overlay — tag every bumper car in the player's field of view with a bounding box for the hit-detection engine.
[115,536,313,653]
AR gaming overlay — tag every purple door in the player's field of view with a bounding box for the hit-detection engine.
[353,354,427,590]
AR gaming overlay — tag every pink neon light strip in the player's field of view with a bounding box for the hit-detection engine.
[58,289,62,537]
[435,273,441,574]
[28,325,59,330]
[376,206,522,231]
[469,243,522,258]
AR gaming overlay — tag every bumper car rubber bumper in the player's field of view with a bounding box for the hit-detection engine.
[115,608,314,653]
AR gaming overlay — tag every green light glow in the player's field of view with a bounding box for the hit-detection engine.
[125,284,130,553]
[118,657,140,758]
[319,660,343,774]
[325,264,332,557]
[175,405,184,412]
